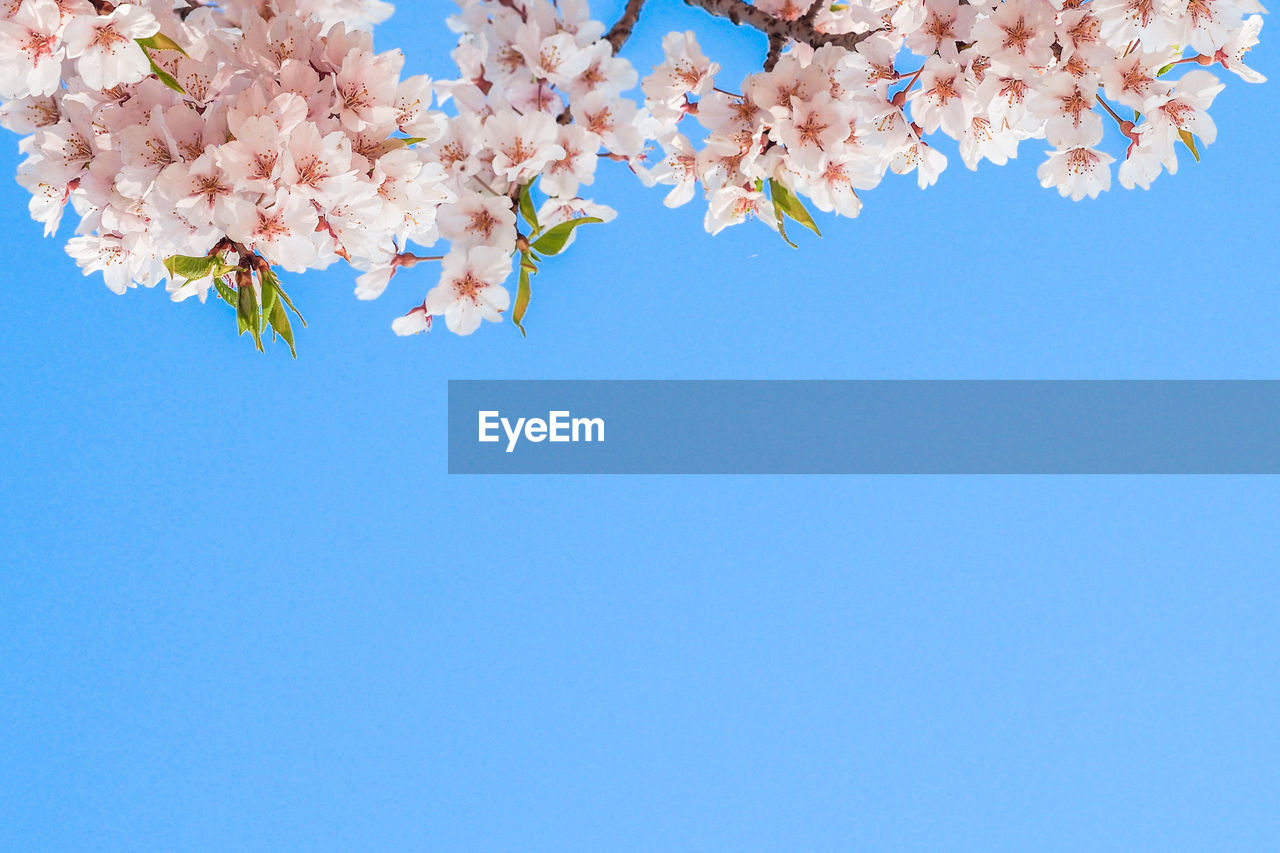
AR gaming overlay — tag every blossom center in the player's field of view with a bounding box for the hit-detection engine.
[89,25,129,53]
[1001,18,1035,54]
[1066,148,1102,174]
[22,32,57,61]
[453,272,487,302]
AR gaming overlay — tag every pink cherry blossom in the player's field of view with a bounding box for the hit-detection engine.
[0,0,1265,344]
[61,4,159,90]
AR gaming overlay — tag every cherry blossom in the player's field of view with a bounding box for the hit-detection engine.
[62,4,160,91]
[0,0,65,99]
[423,246,513,336]
[0,0,1266,352]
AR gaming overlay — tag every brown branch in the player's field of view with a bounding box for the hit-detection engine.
[681,0,879,53]
[606,0,648,53]
[764,33,786,71]
[800,0,823,30]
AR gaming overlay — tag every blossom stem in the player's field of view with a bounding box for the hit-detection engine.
[899,66,926,88]
[1095,93,1128,128]
[471,176,503,197]
[1095,93,1140,144]
[890,66,927,106]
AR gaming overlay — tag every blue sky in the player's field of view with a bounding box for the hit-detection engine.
[1,2,1278,849]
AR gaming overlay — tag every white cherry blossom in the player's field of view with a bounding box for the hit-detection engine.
[0,0,1265,345]
[424,246,513,335]
[62,4,160,91]
[0,0,65,99]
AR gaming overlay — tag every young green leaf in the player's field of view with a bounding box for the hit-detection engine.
[770,191,798,249]
[518,182,541,235]
[237,280,263,352]
[260,268,306,327]
[1178,129,1200,162]
[380,137,427,154]
[165,253,238,286]
[770,179,822,237]
[165,254,217,282]
[530,216,603,256]
[138,44,187,94]
[268,298,297,358]
[137,33,189,56]
[213,278,237,308]
[150,61,186,94]
[259,273,279,325]
[512,256,533,338]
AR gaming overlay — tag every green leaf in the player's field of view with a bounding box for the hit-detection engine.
[380,137,427,154]
[530,217,604,256]
[518,182,541,235]
[165,254,216,282]
[137,33,189,56]
[148,56,186,94]
[769,179,822,238]
[213,278,237,308]
[259,273,279,325]
[770,191,798,249]
[1178,128,1200,162]
[1157,62,1177,76]
[261,268,306,327]
[268,296,297,358]
[237,281,263,352]
[512,255,533,338]
[165,253,238,285]
[137,41,187,93]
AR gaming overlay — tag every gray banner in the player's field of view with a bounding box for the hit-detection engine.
[448,381,1280,475]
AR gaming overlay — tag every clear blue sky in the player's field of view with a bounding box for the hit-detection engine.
[2,3,1278,849]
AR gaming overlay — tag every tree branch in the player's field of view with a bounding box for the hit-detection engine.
[764,32,786,71]
[681,0,878,53]
[606,0,648,53]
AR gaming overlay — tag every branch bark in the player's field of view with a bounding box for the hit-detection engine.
[764,32,786,71]
[606,0,648,53]
[681,0,878,53]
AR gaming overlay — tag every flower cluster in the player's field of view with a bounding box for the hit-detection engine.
[1,0,451,349]
[380,0,650,336]
[639,0,1266,226]
[0,0,1267,349]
